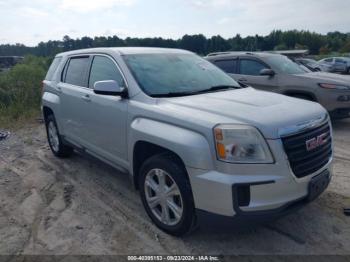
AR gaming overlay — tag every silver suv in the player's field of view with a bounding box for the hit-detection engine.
[42,48,333,236]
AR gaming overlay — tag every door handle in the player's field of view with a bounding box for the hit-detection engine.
[81,94,91,102]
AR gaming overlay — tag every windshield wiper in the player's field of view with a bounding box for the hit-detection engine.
[151,85,241,98]
[151,91,199,98]
[201,85,241,93]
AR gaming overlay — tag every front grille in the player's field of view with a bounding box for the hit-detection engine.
[281,122,332,178]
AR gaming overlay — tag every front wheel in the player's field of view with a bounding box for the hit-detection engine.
[139,153,196,236]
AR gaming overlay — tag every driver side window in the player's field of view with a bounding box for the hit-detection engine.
[239,59,268,76]
[88,56,124,89]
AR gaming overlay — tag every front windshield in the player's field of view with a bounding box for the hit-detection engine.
[266,55,306,75]
[123,53,240,97]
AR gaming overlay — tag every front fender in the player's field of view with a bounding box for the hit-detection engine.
[129,118,214,173]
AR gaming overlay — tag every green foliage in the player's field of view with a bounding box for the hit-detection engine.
[1,30,350,57]
[340,40,350,53]
[0,55,50,127]
[319,46,331,55]
[274,44,288,51]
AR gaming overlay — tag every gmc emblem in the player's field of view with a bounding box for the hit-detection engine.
[306,133,328,151]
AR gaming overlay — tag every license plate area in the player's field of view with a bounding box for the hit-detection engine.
[308,170,330,202]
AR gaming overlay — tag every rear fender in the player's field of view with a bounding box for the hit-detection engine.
[42,92,64,132]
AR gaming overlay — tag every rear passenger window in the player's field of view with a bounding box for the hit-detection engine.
[214,60,237,74]
[240,59,268,76]
[88,56,124,89]
[65,57,89,87]
[45,57,62,80]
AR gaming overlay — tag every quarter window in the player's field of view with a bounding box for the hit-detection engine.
[64,57,90,87]
[214,59,237,74]
[45,57,62,81]
[88,56,124,89]
[240,59,268,76]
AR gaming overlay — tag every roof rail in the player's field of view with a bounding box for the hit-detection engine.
[206,51,256,57]
[206,51,234,57]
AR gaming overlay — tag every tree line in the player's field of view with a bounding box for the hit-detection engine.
[1,30,350,57]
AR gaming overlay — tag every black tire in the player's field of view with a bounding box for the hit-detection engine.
[139,153,196,236]
[347,67,350,74]
[45,114,73,158]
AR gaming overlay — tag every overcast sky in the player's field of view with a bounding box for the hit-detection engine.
[1,0,349,46]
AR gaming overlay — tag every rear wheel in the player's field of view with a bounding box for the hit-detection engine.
[45,114,73,158]
[139,153,196,236]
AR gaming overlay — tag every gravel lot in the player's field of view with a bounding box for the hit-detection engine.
[0,119,349,256]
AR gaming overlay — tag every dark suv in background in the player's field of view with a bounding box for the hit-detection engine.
[206,52,350,119]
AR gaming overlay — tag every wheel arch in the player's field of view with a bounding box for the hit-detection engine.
[129,118,214,189]
[42,106,54,121]
[132,141,188,189]
[283,90,318,102]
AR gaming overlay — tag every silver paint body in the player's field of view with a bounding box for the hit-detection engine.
[42,48,333,217]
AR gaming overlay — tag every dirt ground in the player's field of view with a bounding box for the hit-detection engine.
[0,119,349,256]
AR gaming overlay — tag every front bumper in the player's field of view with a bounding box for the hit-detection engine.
[196,170,331,228]
[186,139,333,218]
[317,89,350,117]
[196,196,307,228]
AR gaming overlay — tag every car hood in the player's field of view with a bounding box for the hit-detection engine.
[160,87,327,139]
[294,72,350,85]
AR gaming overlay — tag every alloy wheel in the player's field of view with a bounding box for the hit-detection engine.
[144,168,183,226]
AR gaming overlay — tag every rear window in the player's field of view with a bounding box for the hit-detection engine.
[45,57,62,80]
[64,57,90,87]
[214,59,237,74]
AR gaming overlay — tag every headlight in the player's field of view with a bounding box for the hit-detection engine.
[214,124,274,163]
[319,83,350,90]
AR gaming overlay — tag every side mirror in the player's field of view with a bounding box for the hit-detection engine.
[238,81,249,88]
[260,68,275,77]
[93,80,128,98]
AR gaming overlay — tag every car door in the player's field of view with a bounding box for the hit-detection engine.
[334,58,347,72]
[85,55,128,165]
[322,58,333,71]
[57,55,92,148]
[235,58,280,92]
